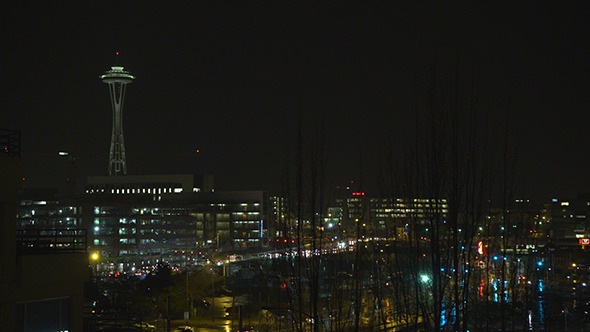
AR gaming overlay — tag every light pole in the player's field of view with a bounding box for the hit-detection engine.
[185,254,191,326]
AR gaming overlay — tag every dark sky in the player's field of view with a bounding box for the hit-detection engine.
[2,2,589,201]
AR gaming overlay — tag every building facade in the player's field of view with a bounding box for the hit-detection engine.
[331,193,449,240]
[17,174,269,272]
[546,194,590,245]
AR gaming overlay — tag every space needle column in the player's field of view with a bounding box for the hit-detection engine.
[100,65,135,176]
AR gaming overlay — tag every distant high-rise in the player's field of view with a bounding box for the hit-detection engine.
[100,64,134,175]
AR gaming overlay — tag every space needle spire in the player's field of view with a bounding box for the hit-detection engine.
[100,53,134,176]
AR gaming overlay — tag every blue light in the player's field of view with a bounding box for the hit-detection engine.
[493,256,498,261]
[537,261,543,266]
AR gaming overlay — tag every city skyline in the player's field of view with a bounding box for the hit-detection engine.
[3,2,589,201]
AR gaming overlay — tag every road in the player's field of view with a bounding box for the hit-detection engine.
[170,296,241,332]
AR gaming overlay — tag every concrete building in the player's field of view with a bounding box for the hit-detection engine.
[17,174,269,272]
[331,193,449,239]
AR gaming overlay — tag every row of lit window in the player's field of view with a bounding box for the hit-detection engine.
[87,187,182,194]
[233,220,261,226]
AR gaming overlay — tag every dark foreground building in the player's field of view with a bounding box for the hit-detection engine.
[1,129,88,332]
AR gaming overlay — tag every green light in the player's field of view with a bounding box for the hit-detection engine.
[421,275,429,283]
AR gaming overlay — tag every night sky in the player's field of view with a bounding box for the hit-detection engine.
[3,2,589,201]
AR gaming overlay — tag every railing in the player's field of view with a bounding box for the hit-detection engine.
[0,128,21,157]
[17,228,87,254]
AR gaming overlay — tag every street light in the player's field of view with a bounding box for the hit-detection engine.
[91,252,100,273]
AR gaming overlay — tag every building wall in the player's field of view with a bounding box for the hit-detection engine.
[16,253,88,331]
[0,155,22,332]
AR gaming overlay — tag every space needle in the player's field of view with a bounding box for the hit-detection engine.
[100,55,134,176]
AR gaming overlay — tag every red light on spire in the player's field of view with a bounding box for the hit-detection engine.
[115,51,119,56]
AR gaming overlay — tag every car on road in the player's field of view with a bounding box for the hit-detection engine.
[173,326,195,332]
[133,322,156,331]
[197,299,211,308]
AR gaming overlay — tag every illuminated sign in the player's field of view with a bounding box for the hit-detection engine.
[477,241,484,255]
[579,238,589,245]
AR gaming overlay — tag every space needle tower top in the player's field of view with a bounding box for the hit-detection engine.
[100,55,135,176]
[101,66,135,83]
